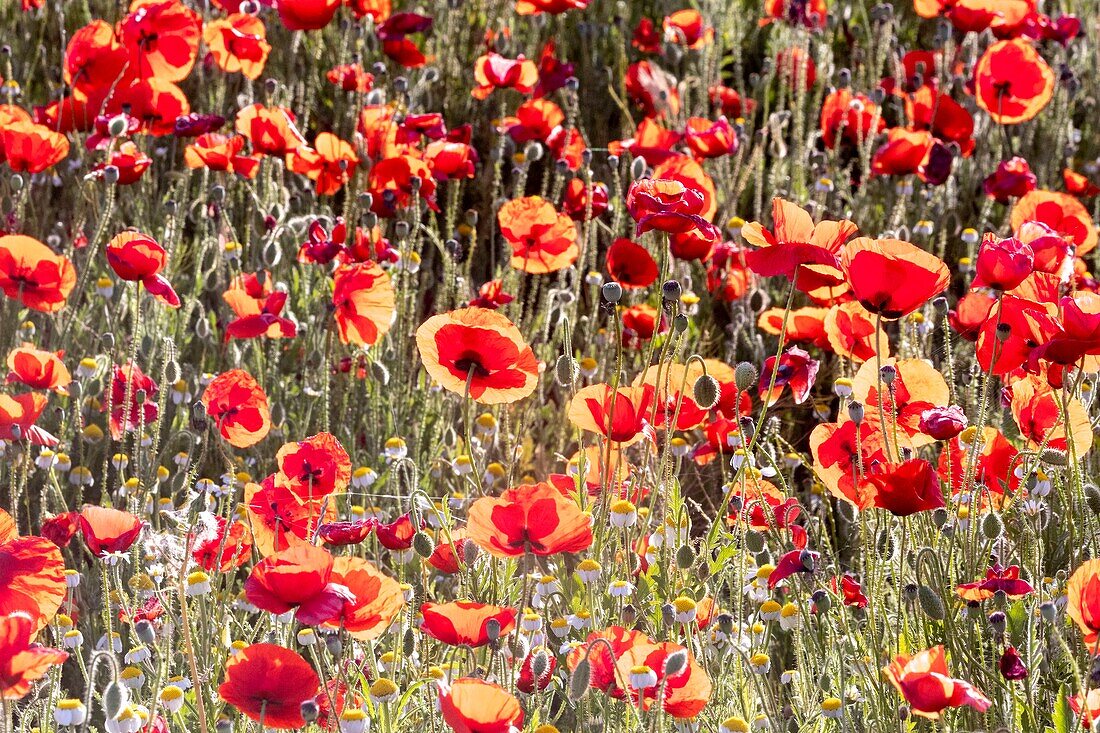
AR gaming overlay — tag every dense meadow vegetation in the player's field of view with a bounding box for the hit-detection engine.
[1,0,1099,731]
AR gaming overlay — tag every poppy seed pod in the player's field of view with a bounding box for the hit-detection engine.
[917,585,945,620]
[848,401,864,424]
[995,323,1011,342]
[661,603,676,626]
[879,365,896,385]
[692,375,720,409]
[300,700,319,723]
[555,355,578,386]
[621,604,637,625]
[9,174,23,191]
[325,634,342,656]
[568,658,591,700]
[102,166,120,185]
[673,313,689,333]
[745,530,765,553]
[462,539,479,566]
[601,282,622,304]
[734,362,758,390]
[662,280,682,301]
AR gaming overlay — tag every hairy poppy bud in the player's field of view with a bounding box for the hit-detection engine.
[568,658,591,700]
[462,540,479,566]
[531,649,549,680]
[734,362,758,390]
[1039,448,1067,466]
[9,174,23,191]
[693,375,720,409]
[412,531,435,558]
[1085,484,1100,516]
[102,681,128,720]
[555,355,578,386]
[108,115,129,138]
[102,166,120,185]
[745,530,765,553]
[664,649,688,677]
[325,634,342,656]
[812,589,831,613]
[630,156,647,180]
[981,512,1003,540]
[917,585,945,620]
[403,627,416,656]
[675,544,695,569]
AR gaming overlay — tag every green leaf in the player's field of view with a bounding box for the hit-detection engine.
[1053,684,1073,733]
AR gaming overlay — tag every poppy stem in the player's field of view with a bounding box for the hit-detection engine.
[257,699,267,733]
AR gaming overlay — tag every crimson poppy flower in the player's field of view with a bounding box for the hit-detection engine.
[956,564,1034,602]
[856,458,945,515]
[820,89,885,149]
[984,157,1037,202]
[184,133,260,178]
[327,63,374,92]
[760,346,819,406]
[92,141,152,185]
[0,393,55,446]
[884,646,991,719]
[79,506,143,558]
[420,601,517,647]
[975,295,1059,375]
[0,509,66,633]
[973,233,1035,292]
[467,481,593,558]
[569,383,655,444]
[841,238,949,319]
[366,154,438,216]
[118,0,200,81]
[776,47,816,89]
[245,544,353,625]
[324,556,404,640]
[1068,559,1100,643]
[374,513,418,550]
[331,262,396,346]
[515,0,589,13]
[903,86,975,155]
[0,613,67,700]
[999,646,1028,680]
[439,678,523,733]
[626,178,719,242]
[742,198,857,294]
[64,20,129,103]
[532,39,573,98]
[192,516,252,572]
[276,0,340,30]
[683,116,737,159]
[823,301,889,363]
[275,432,351,501]
[919,405,968,441]
[669,229,716,262]
[219,644,319,729]
[415,307,539,404]
[6,344,70,393]
[706,246,755,302]
[709,85,754,119]
[653,155,717,220]
[40,512,80,549]
[472,53,538,99]
[974,39,1053,125]
[1011,190,1097,255]
[0,236,75,314]
[201,369,272,448]
[625,61,680,118]
[106,231,179,307]
[235,104,305,156]
[316,519,374,547]
[497,196,578,274]
[605,238,658,289]
[104,361,158,439]
[287,133,358,195]
[468,279,514,310]
[107,77,190,137]
[768,548,819,589]
[424,140,478,180]
[833,574,869,608]
[562,178,609,221]
[1034,293,1100,366]
[632,17,662,53]
[203,13,270,80]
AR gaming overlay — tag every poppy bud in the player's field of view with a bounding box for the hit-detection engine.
[108,115,129,138]
[393,220,410,240]
[734,361,757,390]
[981,512,1003,540]
[9,174,22,191]
[621,604,637,625]
[675,544,695,569]
[799,549,815,571]
[601,282,622,304]
[661,603,675,626]
[917,585,945,620]
[524,142,544,161]
[531,649,549,681]
[876,529,893,557]
[555,355,578,386]
[812,589,831,613]
[408,175,422,192]
[662,280,682,301]
[664,649,688,677]
[1085,485,1100,516]
[103,681,128,720]
[988,611,1006,631]
[300,700,319,723]
[847,401,864,424]
[973,235,1034,291]
[919,405,967,441]
[412,531,435,558]
[745,530,765,553]
[1039,602,1057,622]
[692,375,719,409]
[403,628,416,656]
[462,539,479,566]
[568,658,590,700]
[672,313,689,333]
[1039,448,1067,466]
[630,156,647,180]
[898,705,910,721]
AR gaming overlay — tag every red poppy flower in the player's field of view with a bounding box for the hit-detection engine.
[709,85,754,119]
[663,9,712,49]
[219,644,319,729]
[472,53,538,99]
[439,678,524,733]
[973,39,1053,125]
[653,155,717,221]
[683,116,737,159]
[420,601,517,647]
[202,369,272,448]
[758,306,830,350]
[497,196,578,274]
[834,574,869,607]
[203,13,270,80]
[614,638,713,718]
[245,479,327,556]
[192,516,252,572]
[625,61,680,118]
[104,361,158,439]
[605,238,658,289]
[975,295,1059,375]
[64,20,129,103]
[569,383,656,444]
[1065,168,1100,198]
[824,301,889,363]
[1009,374,1091,455]
[1068,559,1100,645]
[885,646,992,719]
[1034,293,1100,366]
[91,141,152,185]
[327,63,374,92]
[871,128,934,178]
[0,509,66,633]
[184,133,261,178]
[742,198,857,294]
[276,0,340,30]
[811,421,891,505]
[760,346,819,406]
[275,432,351,501]
[533,39,574,98]
[856,458,945,515]
[567,626,647,694]
[316,519,374,547]
[6,344,70,393]
[948,290,997,342]
[845,358,951,445]
[427,529,472,574]
[820,89,885,149]
[632,18,662,54]
[287,133,358,195]
[609,118,684,166]
[561,178,609,221]
[973,233,1034,291]
[956,564,1034,602]
[841,238,949,319]
[119,0,201,82]
[0,235,75,314]
[235,104,305,156]
[500,98,563,143]
[424,140,478,180]
[776,47,817,89]
[224,273,297,340]
[467,481,593,558]
[108,77,190,137]
[106,231,179,307]
[374,513,418,550]
[245,544,353,625]
[626,178,719,242]
[325,556,404,640]
[669,228,716,262]
[365,154,438,216]
[0,613,67,700]
[331,262,396,346]
[1011,190,1097,255]
[468,279,514,310]
[0,393,55,446]
[415,307,539,404]
[903,86,974,155]
[79,506,143,558]
[983,157,1037,202]
[40,512,80,549]
[517,648,557,692]
[762,0,827,28]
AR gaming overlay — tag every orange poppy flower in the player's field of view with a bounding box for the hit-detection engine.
[184,133,261,178]
[365,154,438,216]
[0,613,67,700]
[569,383,656,444]
[203,13,270,80]
[235,104,305,156]
[192,516,252,572]
[1,121,69,173]
[439,678,524,733]
[223,272,296,340]
[614,638,712,718]
[287,133,358,195]
[245,544,353,625]
[1068,559,1100,643]
[973,39,1053,125]
[6,344,70,393]
[119,0,201,82]
[1065,168,1100,198]
[823,301,889,363]
[472,53,538,99]
[275,432,351,501]
[1008,374,1092,456]
[327,63,374,92]
[1011,190,1097,255]
[245,478,330,556]
[497,196,578,274]
[956,564,1033,602]
[0,392,53,447]
[79,505,143,558]
[324,556,404,641]
[664,9,712,49]
[201,369,272,448]
[0,508,66,634]
[884,646,991,719]
[810,421,891,505]
[844,358,951,446]
[64,20,129,103]
[758,306,831,350]
[683,116,737,159]
[420,601,517,647]
[841,238,949,319]
[331,262,395,346]
[820,89,885,149]
[742,198,857,294]
[467,481,593,558]
[219,644,320,729]
[415,307,539,404]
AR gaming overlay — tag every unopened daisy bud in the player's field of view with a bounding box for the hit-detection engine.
[693,375,720,409]
[54,699,88,727]
[578,356,598,378]
[734,362,757,390]
[64,569,81,588]
[62,629,83,648]
[370,678,399,704]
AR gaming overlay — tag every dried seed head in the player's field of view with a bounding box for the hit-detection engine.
[601,282,622,304]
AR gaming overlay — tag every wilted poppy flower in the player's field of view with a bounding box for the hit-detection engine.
[245,544,353,625]
[0,509,66,633]
[956,564,1034,601]
[742,198,857,294]
[324,556,403,640]
[331,262,396,347]
[192,516,252,572]
[1,120,70,174]
[973,234,1034,291]
[497,196,578,274]
[606,238,658,289]
[973,39,1053,125]
[472,53,538,99]
[857,458,945,515]
[287,133,358,195]
[6,344,70,393]
[467,481,592,558]
[105,231,179,307]
[1011,190,1097,255]
[0,613,67,700]
[841,238,949,319]
[420,601,517,647]
[984,157,1037,202]
[235,104,305,156]
[884,646,991,719]
[439,678,523,733]
[79,506,143,558]
[203,13,270,80]
[0,235,76,313]
[663,9,712,48]
[999,646,1028,681]
[626,178,719,241]
[219,644,319,729]
[275,432,351,501]
[276,0,340,30]
[415,307,539,404]
[759,346,819,406]
[202,369,272,448]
